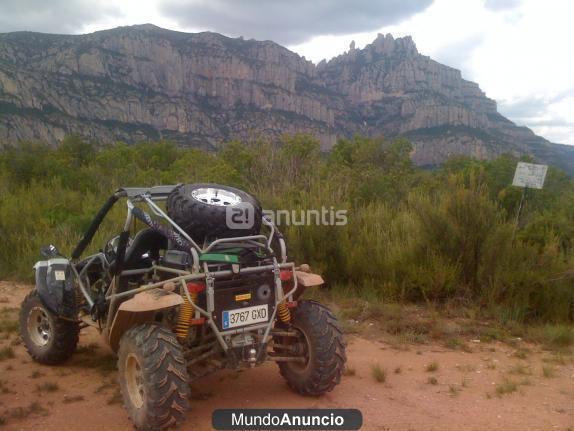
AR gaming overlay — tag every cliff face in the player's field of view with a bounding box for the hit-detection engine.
[0,26,340,149]
[1,25,572,172]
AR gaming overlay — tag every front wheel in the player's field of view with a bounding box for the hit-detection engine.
[275,300,346,396]
[19,290,79,365]
[118,323,190,431]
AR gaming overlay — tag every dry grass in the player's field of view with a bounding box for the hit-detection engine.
[0,346,15,361]
[0,307,18,334]
[508,363,531,376]
[0,379,15,394]
[94,380,116,394]
[495,378,518,397]
[444,338,471,351]
[3,401,48,423]
[107,388,123,405]
[518,377,532,386]
[542,353,568,366]
[335,300,435,345]
[63,395,85,404]
[427,376,438,385]
[394,330,428,345]
[426,361,439,372]
[542,365,556,378]
[527,325,574,350]
[371,364,387,383]
[387,338,412,351]
[448,385,461,396]
[332,299,574,359]
[30,370,45,379]
[344,366,356,377]
[512,348,531,359]
[394,366,402,374]
[456,364,476,372]
[36,381,59,393]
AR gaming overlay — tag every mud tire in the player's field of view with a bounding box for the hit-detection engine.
[118,323,190,431]
[19,290,79,365]
[166,183,262,244]
[276,300,346,396]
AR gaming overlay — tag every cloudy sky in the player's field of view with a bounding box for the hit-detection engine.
[1,0,573,144]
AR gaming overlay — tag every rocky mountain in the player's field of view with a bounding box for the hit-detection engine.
[1,24,573,172]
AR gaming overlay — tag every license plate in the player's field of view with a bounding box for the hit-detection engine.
[222,304,268,329]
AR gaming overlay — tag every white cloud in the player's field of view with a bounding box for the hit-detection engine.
[0,0,120,34]
[157,0,432,45]
[79,0,186,34]
[290,0,574,145]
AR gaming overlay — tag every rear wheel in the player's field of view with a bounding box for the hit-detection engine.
[275,300,346,396]
[19,290,79,365]
[118,323,190,431]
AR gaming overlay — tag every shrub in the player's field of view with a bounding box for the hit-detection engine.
[371,364,387,383]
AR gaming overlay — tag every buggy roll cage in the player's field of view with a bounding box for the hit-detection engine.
[71,185,298,356]
[72,185,288,270]
[72,185,287,264]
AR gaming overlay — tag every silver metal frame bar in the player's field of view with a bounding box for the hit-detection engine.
[75,252,111,306]
[202,235,271,253]
[69,263,94,308]
[142,196,202,251]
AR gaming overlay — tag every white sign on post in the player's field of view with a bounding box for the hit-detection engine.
[512,162,548,189]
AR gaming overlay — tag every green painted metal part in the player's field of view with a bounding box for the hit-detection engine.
[199,252,241,264]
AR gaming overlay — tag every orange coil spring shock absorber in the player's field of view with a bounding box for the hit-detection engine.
[277,302,291,323]
[175,282,205,342]
[277,269,293,323]
[175,291,196,342]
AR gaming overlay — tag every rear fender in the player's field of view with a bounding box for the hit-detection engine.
[292,269,324,300]
[34,259,76,320]
[107,288,183,352]
[295,271,324,287]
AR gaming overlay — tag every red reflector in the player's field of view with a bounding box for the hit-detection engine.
[280,270,293,281]
[187,282,205,293]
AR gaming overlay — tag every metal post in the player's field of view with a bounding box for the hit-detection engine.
[512,186,527,243]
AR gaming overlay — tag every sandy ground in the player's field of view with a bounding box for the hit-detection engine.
[1,281,574,431]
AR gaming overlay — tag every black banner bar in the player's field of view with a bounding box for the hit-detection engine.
[212,409,362,430]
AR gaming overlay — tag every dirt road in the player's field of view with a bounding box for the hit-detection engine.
[1,281,573,430]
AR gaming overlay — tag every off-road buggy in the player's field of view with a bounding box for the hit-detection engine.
[19,183,346,430]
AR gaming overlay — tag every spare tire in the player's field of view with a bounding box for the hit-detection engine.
[166,183,262,244]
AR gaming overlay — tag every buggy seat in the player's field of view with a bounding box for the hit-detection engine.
[110,228,167,273]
